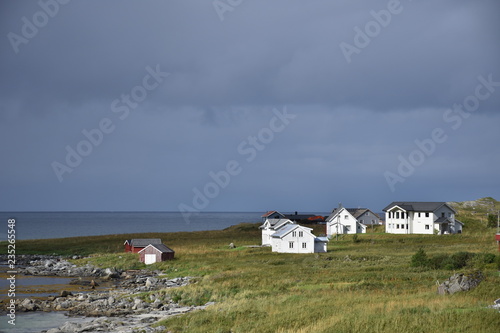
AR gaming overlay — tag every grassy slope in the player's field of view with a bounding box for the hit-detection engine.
[450,197,500,230]
[1,199,499,333]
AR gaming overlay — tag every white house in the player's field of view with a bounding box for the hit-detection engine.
[326,205,367,237]
[355,209,381,226]
[259,218,295,246]
[270,224,328,253]
[384,202,463,235]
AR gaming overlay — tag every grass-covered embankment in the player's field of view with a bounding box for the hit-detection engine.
[2,222,499,332]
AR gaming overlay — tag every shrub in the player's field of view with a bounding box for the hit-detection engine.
[410,248,429,268]
[352,234,360,243]
[428,254,449,270]
[446,251,474,270]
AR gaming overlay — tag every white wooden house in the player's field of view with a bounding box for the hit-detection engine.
[326,205,367,237]
[271,224,328,253]
[384,202,463,235]
[259,218,294,246]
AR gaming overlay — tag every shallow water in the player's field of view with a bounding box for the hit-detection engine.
[0,311,93,333]
[0,265,117,298]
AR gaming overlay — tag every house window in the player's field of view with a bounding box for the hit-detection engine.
[448,213,452,217]
[360,219,363,224]
[289,242,294,249]
[299,231,303,237]
[418,212,421,217]
[292,231,297,237]
[302,243,307,249]
[344,215,348,219]
[441,212,445,217]
[396,224,400,229]
[406,224,409,229]
[396,212,400,219]
[425,213,429,218]
[425,225,430,230]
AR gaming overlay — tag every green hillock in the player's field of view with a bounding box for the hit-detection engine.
[448,197,500,230]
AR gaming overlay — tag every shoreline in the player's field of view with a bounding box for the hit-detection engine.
[1,255,211,333]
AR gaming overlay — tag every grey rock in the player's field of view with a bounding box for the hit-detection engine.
[437,271,484,295]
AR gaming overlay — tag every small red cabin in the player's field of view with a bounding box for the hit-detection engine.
[139,244,175,264]
[124,239,162,253]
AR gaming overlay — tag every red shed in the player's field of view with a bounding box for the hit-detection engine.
[124,239,162,253]
[138,243,175,264]
[496,233,500,252]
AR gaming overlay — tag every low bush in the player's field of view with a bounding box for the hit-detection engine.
[409,249,496,270]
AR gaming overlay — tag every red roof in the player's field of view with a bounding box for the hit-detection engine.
[262,211,278,218]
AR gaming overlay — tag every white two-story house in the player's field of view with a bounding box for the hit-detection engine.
[271,224,328,253]
[326,205,368,237]
[383,202,463,235]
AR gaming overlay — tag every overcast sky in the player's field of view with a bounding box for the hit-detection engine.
[1,0,499,213]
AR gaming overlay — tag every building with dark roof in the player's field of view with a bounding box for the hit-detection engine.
[138,243,175,264]
[124,238,162,253]
[383,202,463,235]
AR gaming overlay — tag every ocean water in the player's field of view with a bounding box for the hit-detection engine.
[0,311,93,333]
[0,211,261,240]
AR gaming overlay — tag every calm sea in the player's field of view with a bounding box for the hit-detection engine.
[0,211,261,240]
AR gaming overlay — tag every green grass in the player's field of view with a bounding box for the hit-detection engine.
[1,222,499,332]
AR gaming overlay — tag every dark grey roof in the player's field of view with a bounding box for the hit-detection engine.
[262,210,285,218]
[259,218,293,229]
[383,202,455,213]
[139,243,174,253]
[127,239,162,247]
[434,217,452,224]
[284,214,315,221]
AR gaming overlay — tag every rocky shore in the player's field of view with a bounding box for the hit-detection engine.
[1,255,212,333]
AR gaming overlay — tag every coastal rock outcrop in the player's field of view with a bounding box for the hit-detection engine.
[0,255,206,332]
[437,271,484,295]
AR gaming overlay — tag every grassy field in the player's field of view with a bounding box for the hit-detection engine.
[2,220,500,333]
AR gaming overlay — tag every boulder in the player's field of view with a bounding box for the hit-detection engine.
[104,267,121,279]
[437,271,484,295]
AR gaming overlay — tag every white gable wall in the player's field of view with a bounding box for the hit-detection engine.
[271,226,316,254]
[314,240,328,253]
[326,208,366,237]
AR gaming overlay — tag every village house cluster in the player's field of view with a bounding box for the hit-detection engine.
[123,201,466,261]
[260,201,464,254]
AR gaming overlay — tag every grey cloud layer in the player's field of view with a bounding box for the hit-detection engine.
[0,0,499,211]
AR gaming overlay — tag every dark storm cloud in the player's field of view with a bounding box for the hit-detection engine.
[0,0,499,211]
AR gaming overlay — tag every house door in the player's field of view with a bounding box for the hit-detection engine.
[144,254,156,265]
